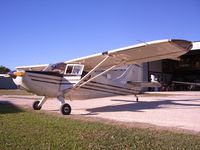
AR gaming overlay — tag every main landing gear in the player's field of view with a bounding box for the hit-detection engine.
[33,100,42,110]
[60,103,71,115]
[32,96,47,110]
[32,96,72,115]
[58,96,71,115]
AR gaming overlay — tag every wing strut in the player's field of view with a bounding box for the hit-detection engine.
[77,65,116,88]
[72,54,116,89]
[73,55,109,88]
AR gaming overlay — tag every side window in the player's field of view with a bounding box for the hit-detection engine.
[65,64,84,76]
[66,66,73,74]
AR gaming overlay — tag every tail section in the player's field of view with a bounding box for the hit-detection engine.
[114,64,143,83]
[115,65,161,88]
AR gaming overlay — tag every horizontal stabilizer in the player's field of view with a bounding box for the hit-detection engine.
[127,81,161,88]
[173,81,200,87]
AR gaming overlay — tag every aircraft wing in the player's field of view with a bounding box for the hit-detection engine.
[16,64,49,71]
[65,39,192,71]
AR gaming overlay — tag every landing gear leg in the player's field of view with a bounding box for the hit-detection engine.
[33,96,47,110]
[58,96,71,115]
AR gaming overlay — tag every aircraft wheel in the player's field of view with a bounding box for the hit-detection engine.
[33,100,42,110]
[60,103,71,115]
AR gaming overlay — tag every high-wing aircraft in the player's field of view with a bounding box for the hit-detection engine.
[8,39,192,115]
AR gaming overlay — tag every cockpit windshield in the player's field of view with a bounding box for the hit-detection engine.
[43,62,66,74]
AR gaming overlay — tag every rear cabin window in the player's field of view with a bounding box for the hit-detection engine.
[73,65,82,75]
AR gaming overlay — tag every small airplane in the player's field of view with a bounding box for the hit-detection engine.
[8,39,192,115]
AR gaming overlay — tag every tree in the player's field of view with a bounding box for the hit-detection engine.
[0,65,11,74]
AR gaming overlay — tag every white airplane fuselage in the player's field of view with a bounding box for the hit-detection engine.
[12,67,139,100]
[12,74,136,101]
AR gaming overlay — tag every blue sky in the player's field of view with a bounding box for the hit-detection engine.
[0,0,199,70]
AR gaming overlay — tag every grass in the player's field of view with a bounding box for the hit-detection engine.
[0,103,200,150]
[0,89,32,96]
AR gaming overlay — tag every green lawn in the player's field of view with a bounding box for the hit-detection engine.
[0,103,200,150]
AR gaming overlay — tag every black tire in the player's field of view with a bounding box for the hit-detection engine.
[60,103,71,115]
[33,100,42,110]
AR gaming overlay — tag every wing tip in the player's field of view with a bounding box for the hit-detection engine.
[102,51,108,55]
[171,39,193,51]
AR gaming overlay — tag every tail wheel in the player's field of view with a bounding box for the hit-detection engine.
[136,97,139,102]
[60,103,71,115]
[33,100,42,110]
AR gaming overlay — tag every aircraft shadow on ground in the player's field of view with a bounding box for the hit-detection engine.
[0,101,24,114]
[86,98,200,114]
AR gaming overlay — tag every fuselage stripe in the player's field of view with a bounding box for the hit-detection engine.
[85,83,133,94]
[80,86,127,95]
[29,75,61,81]
[90,81,131,91]
[31,79,75,85]
[28,74,80,83]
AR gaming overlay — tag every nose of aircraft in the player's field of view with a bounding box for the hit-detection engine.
[7,70,25,78]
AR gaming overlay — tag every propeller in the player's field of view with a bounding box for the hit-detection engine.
[6,70,25,78]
